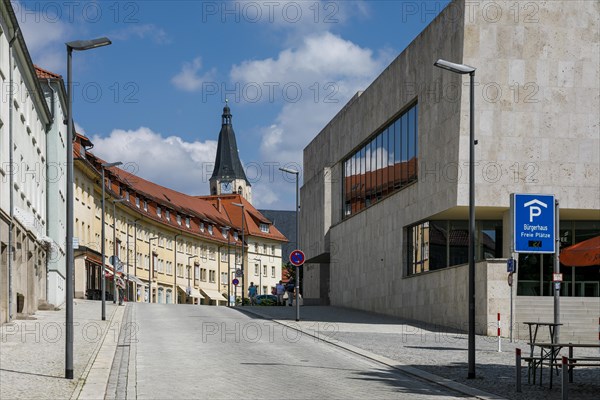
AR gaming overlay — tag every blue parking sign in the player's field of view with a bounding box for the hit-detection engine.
[512,193,555,253]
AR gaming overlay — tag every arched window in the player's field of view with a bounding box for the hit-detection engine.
[238,186,243,195]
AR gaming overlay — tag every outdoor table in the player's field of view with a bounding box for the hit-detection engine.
[522,322,562,384]
[527,342,600,388]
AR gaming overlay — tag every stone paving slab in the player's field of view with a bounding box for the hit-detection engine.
[240,305,600,400]
[0,300,121,400]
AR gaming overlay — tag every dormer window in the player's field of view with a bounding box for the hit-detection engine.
[260,223,270,233]
[166,210,170,221]
[200,223,205,232]
[135,197,140,208]
[221,228,228,238]
[157,206,161,217]
[208,225,213,235]
[143,200,148,211]
[185,217,190,228]
[125,191,130,201]
[234,232,239,241]
[177,215,182,225]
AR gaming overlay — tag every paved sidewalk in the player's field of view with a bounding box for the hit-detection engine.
[240,306,600,400]
[0,300,122,400]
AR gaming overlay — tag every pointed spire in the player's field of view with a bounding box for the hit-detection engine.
[210,103,250,185]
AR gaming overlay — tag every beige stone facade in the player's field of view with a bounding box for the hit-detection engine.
[301,0,599,339]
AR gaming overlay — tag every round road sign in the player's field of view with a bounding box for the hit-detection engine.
[232,278,239,286]
[289,250,305,266]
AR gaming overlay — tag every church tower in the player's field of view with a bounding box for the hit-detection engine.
[209,102,252,202]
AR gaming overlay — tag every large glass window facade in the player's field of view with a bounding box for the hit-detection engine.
[407,220,503,275]
[343,103,418,217]
[517,220,599,297]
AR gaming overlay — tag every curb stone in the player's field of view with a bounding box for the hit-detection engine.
[72,304,127,400]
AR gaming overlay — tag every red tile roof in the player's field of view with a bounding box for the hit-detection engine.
[34,65,62,80]
[78,146,287,246]
[203,195,288,242]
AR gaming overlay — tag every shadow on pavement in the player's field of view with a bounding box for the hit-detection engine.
[0,368,64,379]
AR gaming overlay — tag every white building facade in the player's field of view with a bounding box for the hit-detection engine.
[0,2,52,323]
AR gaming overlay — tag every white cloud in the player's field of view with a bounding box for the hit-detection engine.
[13,1,72,72]
[109,24,170,44]
[74,122,86,135]
[231,31,391,167]
[172,57,216,92]
[251,182,280,209]
[91,127,218,196]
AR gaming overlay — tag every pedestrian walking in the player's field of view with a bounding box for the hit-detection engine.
[248,282,258,305]
[275,280,285,306]
[285,280,295,306]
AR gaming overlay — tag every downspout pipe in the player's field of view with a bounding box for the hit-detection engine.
[8,26,20,320]
[45,78,56,303]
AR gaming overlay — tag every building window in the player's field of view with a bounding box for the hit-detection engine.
[221,250,227,262]
[125,191,130,201]
[209,270,216,283]
[143,200,148,211]
[406,220,502,276]
[177,263,184,277]
[200,223,205,232]
[135,197,140,208]
[260,223,269,233]
[254,264,259,276]
[221,272,228,285]
[271,266,275,278]
[177,214,182,225]
[208,225,213,235]
[343,102,418,218]
[222,228,228,238]
[195,265,200,283]
[201,268,207,281]
[263,265,267,277]
[208,247,215,260]
[271,245,276,255]
[186,217,190,228]
[166,210,170,221]
[234,231,238,241]
[157,206,161,217]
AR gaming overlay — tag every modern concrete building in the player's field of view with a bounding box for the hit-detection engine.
[0,2,53,323]
[301,0,599,341]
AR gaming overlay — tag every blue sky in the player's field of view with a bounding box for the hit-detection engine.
[18,0,449,210]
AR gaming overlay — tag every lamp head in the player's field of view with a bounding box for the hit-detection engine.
[434,59,475,74]
[67,37,112,51]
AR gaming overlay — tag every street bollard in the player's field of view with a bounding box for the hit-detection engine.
[561,356,568,400]
[498,313,502,352]
[516,348,522,392]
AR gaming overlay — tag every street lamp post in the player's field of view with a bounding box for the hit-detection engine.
[188,255,197,304]
[279,167,300,321]
[254,258,262,295]
[434,58,477,379]
[148,237,158,303]
[65,36,111,380]
[223,226,231,307]
[112,198,126,303]
[100,162,121,318]
[126,221,130,302]
[133,218,141,302]
[232,202,245,306]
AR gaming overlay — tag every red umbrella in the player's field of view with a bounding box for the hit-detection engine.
[560,236,600,267]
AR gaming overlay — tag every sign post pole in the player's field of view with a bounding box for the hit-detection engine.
[554,199,560,343]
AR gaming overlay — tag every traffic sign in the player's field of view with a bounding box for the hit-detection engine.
[232,278,239,286]
[235,268,242,277]
[512,193,555,253]
[289,250,305,266]
[553,273,563,282]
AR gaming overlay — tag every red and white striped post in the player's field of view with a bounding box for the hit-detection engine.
[497,313,502,352]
